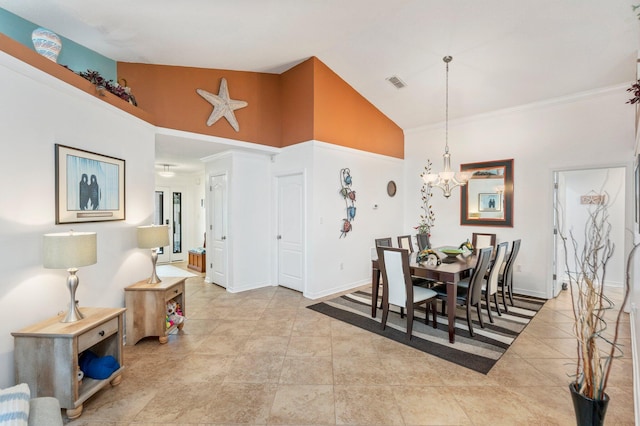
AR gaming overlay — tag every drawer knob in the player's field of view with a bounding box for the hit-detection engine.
[174,289,178,294]
[99,330,105,337]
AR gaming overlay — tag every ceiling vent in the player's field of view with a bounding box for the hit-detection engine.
[386,75,407,89]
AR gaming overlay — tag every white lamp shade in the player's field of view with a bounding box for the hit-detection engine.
[43,231,97,269]
[137,225,170,249]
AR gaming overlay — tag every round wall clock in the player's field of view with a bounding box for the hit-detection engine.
[387,181,397,197]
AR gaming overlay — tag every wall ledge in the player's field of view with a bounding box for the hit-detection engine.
[0,33,155,125]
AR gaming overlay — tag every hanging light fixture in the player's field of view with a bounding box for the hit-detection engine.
[423,56,471,198]
[158,164,175,178]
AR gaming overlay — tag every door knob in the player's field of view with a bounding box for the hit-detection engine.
[221,236,226,240]
[277,235,282,240]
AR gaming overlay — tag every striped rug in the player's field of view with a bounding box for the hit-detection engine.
[307,290,545,374]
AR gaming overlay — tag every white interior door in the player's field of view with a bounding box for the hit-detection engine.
[210,173,228,287]
[277,173,304,292]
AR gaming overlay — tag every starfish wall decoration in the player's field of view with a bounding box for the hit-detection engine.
[196,78,248,132]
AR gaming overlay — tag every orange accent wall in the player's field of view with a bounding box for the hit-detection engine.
[280,59,315,146]
[117,62,282,147]
[312,58,404,158]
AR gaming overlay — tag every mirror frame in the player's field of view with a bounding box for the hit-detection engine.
[460,159,514,227]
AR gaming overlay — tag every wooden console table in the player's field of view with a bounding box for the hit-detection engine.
[124,277,186,345]
[12,307,125,419]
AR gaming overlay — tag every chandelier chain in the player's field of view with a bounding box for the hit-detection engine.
[445,58,449,154]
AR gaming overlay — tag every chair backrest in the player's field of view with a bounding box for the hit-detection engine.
[397,235,413,252]
[486,242,508,296]
[375,237,393,247]
[468,247,493,305]
[503,239,521,287]
[376,246,413,308]
[472,233,496,252]
[416,233,431,251]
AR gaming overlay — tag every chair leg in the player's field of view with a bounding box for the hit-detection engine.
[508,282,514,306]
[493,293,502,316]
[466,304,474,337]
[501,285,509,313]
[476,302,485,329]
[400,307,405,319]
[406,305,414,339]
[381,300,389,330]
[431,300,437,329]
[424,303,429,325]
[485,293,494,324]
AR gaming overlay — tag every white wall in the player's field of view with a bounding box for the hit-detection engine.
[0,51,156,387]
[404,87,636,298]
[272,141,406,299]
[204,151,272,292]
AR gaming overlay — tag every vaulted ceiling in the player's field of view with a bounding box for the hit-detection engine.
[2,0,639,170]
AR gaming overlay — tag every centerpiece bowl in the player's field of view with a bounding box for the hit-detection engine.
[440,248,463,263]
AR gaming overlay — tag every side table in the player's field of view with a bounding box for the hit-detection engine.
[124,276,186,345]
[12,307,125,419]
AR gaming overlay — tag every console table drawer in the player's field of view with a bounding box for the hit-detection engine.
[78,316,119,352]
[164,281,185,301]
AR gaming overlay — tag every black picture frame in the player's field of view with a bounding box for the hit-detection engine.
[55,144,126,224]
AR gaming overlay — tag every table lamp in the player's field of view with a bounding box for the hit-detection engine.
[43,231,97,323]
[137,224,169,284]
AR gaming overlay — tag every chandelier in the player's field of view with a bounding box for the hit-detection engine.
[423,56,470,198]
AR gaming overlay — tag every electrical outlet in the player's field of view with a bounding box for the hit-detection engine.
[340,263,344,270]
[516,264,522,272]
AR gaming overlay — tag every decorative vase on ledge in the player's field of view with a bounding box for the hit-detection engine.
[31,28,62,63]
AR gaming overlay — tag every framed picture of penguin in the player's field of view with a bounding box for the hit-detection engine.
[55,144,125,224]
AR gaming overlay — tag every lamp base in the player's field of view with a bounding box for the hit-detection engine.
[147,248,162,284]
[61,269,84,323]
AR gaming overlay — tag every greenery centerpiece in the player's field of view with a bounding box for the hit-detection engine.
[416,159,436,236]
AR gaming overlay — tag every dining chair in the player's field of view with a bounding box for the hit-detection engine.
[376,246,438,339]
[416,233,431,251]
[375,237,393,247]
[482,241,508,323]
[397,235,413,252]
[431,247,493,337]
[472,232,496,252]
[498,239,521,312]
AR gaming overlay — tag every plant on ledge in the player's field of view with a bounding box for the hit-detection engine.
[416,159,436,236]
[76,70,137,106]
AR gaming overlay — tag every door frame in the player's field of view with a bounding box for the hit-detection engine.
[272,169,307,294]
[550,162,631,299]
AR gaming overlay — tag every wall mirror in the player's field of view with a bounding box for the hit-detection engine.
[460,159,514,227]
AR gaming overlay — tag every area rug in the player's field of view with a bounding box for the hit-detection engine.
[157,265,197,278]
[307,289,545,374]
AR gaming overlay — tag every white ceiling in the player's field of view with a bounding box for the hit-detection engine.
[2,0,639,172]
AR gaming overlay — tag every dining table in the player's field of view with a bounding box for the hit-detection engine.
[371,249,476,343]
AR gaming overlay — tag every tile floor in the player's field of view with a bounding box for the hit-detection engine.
[67,268,635,425]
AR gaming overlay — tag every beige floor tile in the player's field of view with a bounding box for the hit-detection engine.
[279,356,334,384]
[287,336,332,357]
[267,384,335,425]
[204,383,278,424]
[224,354,285,384]
[332,334,378,356]
[334,385,404,425]
[194,333,249,355]
[333,356,390,385]
[392,386,471,425]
